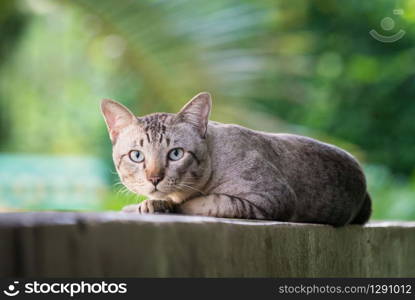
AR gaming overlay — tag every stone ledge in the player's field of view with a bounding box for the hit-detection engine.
[0,212,414,277]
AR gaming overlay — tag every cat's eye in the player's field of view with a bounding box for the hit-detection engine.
[129,150,144,163]
[168,148,184,161]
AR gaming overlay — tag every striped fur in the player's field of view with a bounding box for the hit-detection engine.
[101,93,371,226]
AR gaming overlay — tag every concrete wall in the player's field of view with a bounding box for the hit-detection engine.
[0,212,414,277]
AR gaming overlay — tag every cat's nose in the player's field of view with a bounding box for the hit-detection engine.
[148,175,164,186]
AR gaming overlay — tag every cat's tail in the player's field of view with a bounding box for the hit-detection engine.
[350,193,372,225]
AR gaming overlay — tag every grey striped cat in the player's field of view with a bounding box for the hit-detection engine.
[101,92,371,226]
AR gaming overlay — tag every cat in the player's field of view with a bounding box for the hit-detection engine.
[101,92,371,226]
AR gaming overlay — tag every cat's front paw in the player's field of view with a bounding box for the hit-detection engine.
[122,199,176,214]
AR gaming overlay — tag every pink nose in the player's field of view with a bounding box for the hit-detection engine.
[148,175,163,186]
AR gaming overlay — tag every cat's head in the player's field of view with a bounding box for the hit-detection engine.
[101,92,212,202]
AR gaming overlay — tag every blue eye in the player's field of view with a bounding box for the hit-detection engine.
[129,150,144,163]
[168,148,184,161]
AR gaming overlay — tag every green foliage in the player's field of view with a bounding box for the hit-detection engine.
[365,165,415,220]
[0,0,413,219]
[251,0,415,175]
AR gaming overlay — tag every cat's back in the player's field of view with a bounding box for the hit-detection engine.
[208,121,359,165]
[207,121,270,153]
[208,121,352,158]
[207,121,365,189]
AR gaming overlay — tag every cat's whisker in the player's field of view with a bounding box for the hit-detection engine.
[116,186,133,197]
[177,183,206,196]
[181,175,202,180]
[114,186,123,195]
[175,185,190,195]
[113,181,124,187]
[179,181,198,185]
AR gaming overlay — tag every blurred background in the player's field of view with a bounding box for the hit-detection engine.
[0,0,414,220]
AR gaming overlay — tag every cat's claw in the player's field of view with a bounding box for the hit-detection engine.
[122,199,176,214]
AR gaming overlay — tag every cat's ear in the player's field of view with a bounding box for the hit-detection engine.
[101,99,136,144]
[177,92,212,138]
